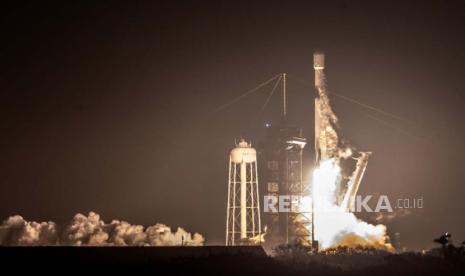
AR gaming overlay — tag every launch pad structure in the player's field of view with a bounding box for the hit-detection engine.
[261,112,311,247]
[225,52,373,249]
[261,54,327,248]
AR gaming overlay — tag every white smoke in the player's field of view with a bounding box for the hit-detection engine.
[338,147,353,159]
[0,215,57,246]
[145,223,205,246]
[62,212,110,246]
[311,158,391,251]
[109,220,146,246]
[0,212,204,246]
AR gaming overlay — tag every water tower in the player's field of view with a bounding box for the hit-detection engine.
[225,139,261,245]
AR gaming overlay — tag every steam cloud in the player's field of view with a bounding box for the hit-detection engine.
[0,212,204,246]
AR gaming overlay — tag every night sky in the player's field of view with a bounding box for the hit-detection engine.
[1,1,464,249]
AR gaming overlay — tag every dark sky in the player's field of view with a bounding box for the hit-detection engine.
[1,1,464,249]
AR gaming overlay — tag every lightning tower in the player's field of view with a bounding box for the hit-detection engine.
[262,73,309,247]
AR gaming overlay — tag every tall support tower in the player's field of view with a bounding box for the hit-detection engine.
[226,139,261,245]
[261,73,310,247]
[262,126,308,246]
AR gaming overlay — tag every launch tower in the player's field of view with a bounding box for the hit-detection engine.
[261,74,310,247]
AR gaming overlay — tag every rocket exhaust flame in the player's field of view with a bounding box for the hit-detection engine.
[310,159,392,250]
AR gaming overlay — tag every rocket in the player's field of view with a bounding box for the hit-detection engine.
[313,52,325,89]
[313,52,325,165]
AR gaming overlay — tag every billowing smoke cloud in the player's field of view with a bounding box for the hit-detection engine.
[0,215,57,246]
[62,212,111,246]
[145,223,204,246]
[311,158,392,251]
[109,220,146,246]
[0,212,204,246]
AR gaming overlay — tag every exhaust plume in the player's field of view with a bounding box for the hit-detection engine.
[311,159,391,250]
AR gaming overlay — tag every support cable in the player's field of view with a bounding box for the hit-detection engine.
[358,109,426,141]
[213,74,281,113]
[258,75,282,115]
[288,74,412,124]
